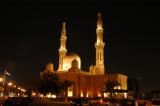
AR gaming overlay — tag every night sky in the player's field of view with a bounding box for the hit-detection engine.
[0,0,160,92]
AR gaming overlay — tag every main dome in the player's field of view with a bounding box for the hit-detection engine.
[62,53,81,71]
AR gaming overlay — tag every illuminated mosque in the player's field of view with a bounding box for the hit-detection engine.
[42,13,128,98]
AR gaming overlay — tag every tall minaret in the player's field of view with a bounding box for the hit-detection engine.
[58,22,67,71]
[95,13,105,74]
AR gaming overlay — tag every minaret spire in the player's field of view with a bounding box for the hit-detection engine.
[61,22,66,38]
[58,22,67,71]
[97,13,103,29]
[95,13,105,74]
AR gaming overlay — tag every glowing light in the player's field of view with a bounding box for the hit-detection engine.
[68,86,73,97]
[32,92,36,97]
[62,53,81,71]
[52,94,56,98]
[114,85,121,90]
[63,63,69,70]
[86,93,89,98]
[9,92,14,97]
[40,94,43,98]
[124,93,127,98]
[100,99,103,103]
[13,85,17,88]
[118,86,121,90]
[97,27,103,30]
[21,89,26,92]
[104,93,107,97]
[8,82,13,86]
[80,92,83,97]
[46,93,56,98]
[98,93,101,97]
[60,47,65,50]
[0,78,3,82]
[46,94,51,98]
[97,39,100,43]
[68,91,73,97]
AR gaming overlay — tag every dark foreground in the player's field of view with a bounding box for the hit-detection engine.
[1,97,160,106]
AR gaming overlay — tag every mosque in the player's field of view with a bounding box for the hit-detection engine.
[41,13,128,98]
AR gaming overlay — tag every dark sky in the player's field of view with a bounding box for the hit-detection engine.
[0,0,160,92]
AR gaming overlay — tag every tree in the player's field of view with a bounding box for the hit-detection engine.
[105,80,121,98]
[39,72,63,95]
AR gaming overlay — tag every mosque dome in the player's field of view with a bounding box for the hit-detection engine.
[62,53,81,71]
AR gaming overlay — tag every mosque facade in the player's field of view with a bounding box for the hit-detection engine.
[42,13,127,98]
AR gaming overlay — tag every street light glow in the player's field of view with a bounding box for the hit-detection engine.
[20,88,26,92]
[0,78,3,82]
[8,82,13,86]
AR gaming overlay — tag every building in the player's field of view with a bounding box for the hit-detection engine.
[41,13,128,98]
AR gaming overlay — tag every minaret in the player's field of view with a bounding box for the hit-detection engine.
[95,13,105,74]
[58,22,67,71]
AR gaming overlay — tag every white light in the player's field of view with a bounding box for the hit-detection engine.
[118,86,121,90]
[104,93,107,97]
[46,93,56,98]
[52,94,56,98]
[124,93,127,98]
[46,94,51,98]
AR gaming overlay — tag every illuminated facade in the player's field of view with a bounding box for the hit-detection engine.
[44,13,128,98]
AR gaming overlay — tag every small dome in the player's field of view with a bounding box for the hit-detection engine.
[45,62,54,72]
[62,53,81,71]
